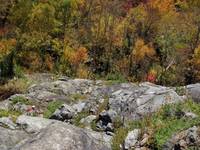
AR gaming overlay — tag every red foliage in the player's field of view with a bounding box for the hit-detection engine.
[147,73,156,83]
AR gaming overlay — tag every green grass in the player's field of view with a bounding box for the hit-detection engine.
[112,127,129,150]
[154,118,200,148]
[71,111,90,128]
[175,86,186,96]
[43,100,63,118]
[112,100,200,150]
[11,96,33,105]
[104,73,127,86]
[0,109,22,122]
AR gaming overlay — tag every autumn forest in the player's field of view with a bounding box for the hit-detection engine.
[1,0,200,86]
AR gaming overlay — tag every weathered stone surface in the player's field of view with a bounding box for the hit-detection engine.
[50,104,76,121]
[72,102,87,113]
[0,100,11,110]
[186,126,198,144]
[0,117,16,129]
[80,115,97,128]
[0,126,28,150]
[124,129,141,150]
[13,116,112,150]
[109,82,183,120]
[187,83,200,103]
[16,115,55,133]
[6,78,184,122]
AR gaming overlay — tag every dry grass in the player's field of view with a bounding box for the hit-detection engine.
[0,78,30,100]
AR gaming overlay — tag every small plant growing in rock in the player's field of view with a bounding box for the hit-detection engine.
[112,127,129,150]
[70,93,87,102]
[11,96,33,105]
[97,96,109,115]
[43,100,63,118]
[0,109,21,122]
[71,111,90,128]
[90,120,97,131]
[175,86,186,96]
[113,116,123,129]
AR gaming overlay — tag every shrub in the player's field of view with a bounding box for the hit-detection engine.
[76,65,90,79]
[14,65,25,78]
[105,73,127,84]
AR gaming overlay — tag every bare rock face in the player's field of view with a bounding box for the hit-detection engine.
[0,115,111,150]
[109,82,184,120]
[80,115,97,128]
[16,115,56,133]
[15,123,111,150]
[187,83,200,103]
[6,78,184,121]
[124,129,141,150]
[0,126,29,150]
[0,117,16,129]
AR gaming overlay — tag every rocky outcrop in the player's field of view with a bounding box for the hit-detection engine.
[7,79,184,121]
[15,122,111,150]
[1,76,194,150]
[109,82,184,120]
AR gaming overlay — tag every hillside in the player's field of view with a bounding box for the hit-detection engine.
[1,0,200,150]
[0,74,200,149]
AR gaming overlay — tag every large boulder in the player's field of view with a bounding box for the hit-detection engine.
[109,82,184,120]
[16,115,56,133]
[187,83,200,103]
[0,126,28,150]
[13,116,112,150]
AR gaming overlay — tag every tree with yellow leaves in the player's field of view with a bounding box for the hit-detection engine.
[130,39,156,80]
